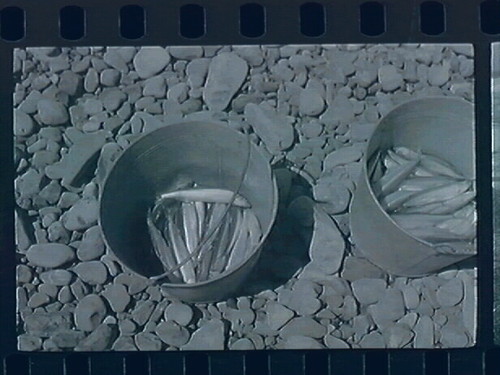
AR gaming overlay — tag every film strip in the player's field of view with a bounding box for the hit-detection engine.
[1,1,500,375]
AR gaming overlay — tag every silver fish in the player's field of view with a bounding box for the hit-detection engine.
[436,217,476,239]
[375,158,420,196]
[398,176,459,192]
[168,216,197,284]
[209,210,236,274]
[225,212,250,271]
[418,154,464,179]
[194,201,206,239]
[391,213,454,230]
[181,202,200,256]
[160,188,251,208]
[379,189,418,212]
[403,181,471,208]
[407,225,475,243]
[393,146,420,160]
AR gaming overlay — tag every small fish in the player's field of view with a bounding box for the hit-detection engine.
[181,202,200,256]
[407,225,475,243]
[379,189,418,212]
[398,176,459,192]
[160,188,251,208]
[383,152,401,170]
[168,217,197,284]
[391,213,454,230]
[436,217,476,239]
[387,149,410,165]
[413,166,436,177]
[194,201,206,239]
[393,146,420,160]
[454,202,476,219]
[402,181,471,208]
[225,216,250,271]
[424,192,475,215]
[418,154,464,179]
[209,210,236,274]
[374,158,420,196]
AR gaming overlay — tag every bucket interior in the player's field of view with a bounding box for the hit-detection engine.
[99,122,277,278]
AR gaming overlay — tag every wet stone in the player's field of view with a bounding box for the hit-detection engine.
[182,319,225,350]
[324,335,350,349]
[282,335,324,349]
[265,301,294,331]
[102,284,130,313]
[351,278,387,305]
[131,300,156,326]
[52,330,86,349]
[17,265,33,283]
[26,243,75,268]
[280,317,326,339]
[135,332,163,351]
[14,109,36,137]
[436,278,464,307]
[77,226,105,261]
[155,321,190,347]
[164,302,193,326]
[28,292,50,308]
[413,315,435,348]
[61,198,99,232]
[75,294,107,331]
[133,47,170,79]
[74,324,116,351]
[18,334,42,351]
[40,270,73,286]
[74,261,108,285]
[37,98,69,125]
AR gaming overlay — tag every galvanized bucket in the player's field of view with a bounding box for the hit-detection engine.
[99,121,278,302]
[350,97,476,276]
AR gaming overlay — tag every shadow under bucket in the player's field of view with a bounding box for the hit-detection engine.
[99,121,278,302]
[350,97,476,276]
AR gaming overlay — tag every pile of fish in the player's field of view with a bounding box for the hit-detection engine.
[147,187,262,284]
[369,146,476,247]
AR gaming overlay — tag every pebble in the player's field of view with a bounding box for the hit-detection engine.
[143,76,166,98]
[230,338,255,350]
[182,319,225,350]
[428,63,450,86]
[116,273,150,295]
[75,294,107,331]
[324,335,350,349]
[368,289,405,329]
[155,321,190,347]
[204,53,248,111]
[39,270,73,286]
[131,300,155,326]
[169,46,203,60]
[77,226,105,261]
[26,243,75,268]
[401,285,420,310]
[133,47,170,79]
[359,331,386,348]
[299,88,325,116]
[351,278,387,305]
[14,110,35,137]
[306,206,345,276]
[37,98,69,125]
[104,49,128,72]
[112,336,138,351]
[16,265,33,283]
[440,322,469,347]
[323,146,363,171]
[383,323,414,348]
[135,332,163,351]
[61,198,99,231]
[341,257,385,282]
[119,319,137,335]
[378,65,403,91]
[280,317,326,339]
[52,330,86,349]
[18,334,42,351]
[16,168,43,198]
[58,286,73,303]
[164,302,193,326]
[265,302,294,331]
[102,284,130,313]
[282,335,324,349]
[436,278,464,307]
[244,102,294,153]
[413,315,435,348]
[74,324,115,351]
[74,261,108,285]
[28,292,50,308]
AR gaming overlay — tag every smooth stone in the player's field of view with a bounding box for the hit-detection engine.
[341,257,385,282]
[100,89,127,112]
[15,168,43,198]
[436,278,464,307]
[299,88,325,116]
[280,317,326,339]
[359,332,386,348]
[74,261,108,285]
[16,265,33,283]
[233,45,263,66]
[401,285,420,310]
[61,198,99,231]
[155,321,190,347]
[52,330,86,348]
[313,182,351,214]
[119,319,138,335]
[28,292,50,308]
[378,65,403,91]
[351,278,387,305]
[45,130,109,188]
[458,270,476,339]
[58,70,82,96]
[182,319,225,350]
[131,300,156,326]
[230,338,255,350]
[37,98,69,125]
[133,47,170,79]
[18,334,42,351]
[369,289,405,328]
[413,315,435,348]
[428,64,450,86]
[244,102,294,154]
[77,226,105,261]
[383,323,414,348]
[112,336,138,351]
[40,270,73,286]
[143,75,166,98]
[203,52,248,111]
[26,243,75,268]
[307,206,345,275]
[58,286,73,303]
[74,324,116,351]
[75,294,107,331]
[324,335,350,349]
[164,302,193,326]
[102,284,130,313]
[135,332,163,351]
[23,311,72,337]
[104,49,129,72]
[323,146,363,171]
[169,46,203,60]
[14,109,35,137]
[186,58,210,88]
[115,272,151,295]
[283,335,324,349]
[265,301,294,331]
[440,322,469,347]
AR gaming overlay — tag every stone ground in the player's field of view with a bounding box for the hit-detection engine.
[14,44,476,351]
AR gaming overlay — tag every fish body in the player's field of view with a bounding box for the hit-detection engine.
[168,217,197,283]
[160,188,251,208]
[379,189,418,212]
[418,154,464,179]
[403,181,471,208]
[398,176,459,192]
[375,158,420,196]
[182,202,200,255]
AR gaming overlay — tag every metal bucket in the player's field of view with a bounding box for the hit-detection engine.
[99,121,278,302]
[350,97,476,276]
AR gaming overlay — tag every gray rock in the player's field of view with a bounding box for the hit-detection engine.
[104,49,128,72]
[74,261,108,285]
[341,257,385,282]
[143,76,166,98]
[58,286,73,303]
[230,338,255,350]
[14,109,35,137]
[100,89,127,112]
[15,211,32,252]
[324,335,350,349]
[368,289,405,328]
[77,226,105,261]
[15,168,43,198]
[24,311,72,337]
[233,45,263,67]
[16,265,33,283]
[37,98,69,125]
[164,302,193,326]
[39,180,62,204]
[299,88,325,116]
[436,278,464,307]
[169,46,203,60]
[26,243,75,268]
[283,335,324,349]
[265,302,294,331]
[383,323,414,348]
[133,47,170,79]
[155,321,190,347]
[378,65,403,91]
[135,332,163,351]
[115,272,151,295]
[413,315,434,348]
[119,319,138,335]
[61,198,99,231]
[96,142,123,184]
[182,319,225,350]
[401,285,420,310]
[428,63,450,86]
[244,102,294,154]
[58,70,82,96]
[52,330,86,348]
[313,181,351,214]
[18,334,42,351]
[102,284,130,313]
[28,292,50,308]
[440,322,469,347]
[280,317,326,339]
[204,53,248,111]
[359,332,386,348]
[351,278,387,305]
[132,300,156,326]
[112,336,138,351]
[323,146,363,171]
[75,324,116,351]
[75,294,107,331]
[40,270,73,286]
[186,58,210,88]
